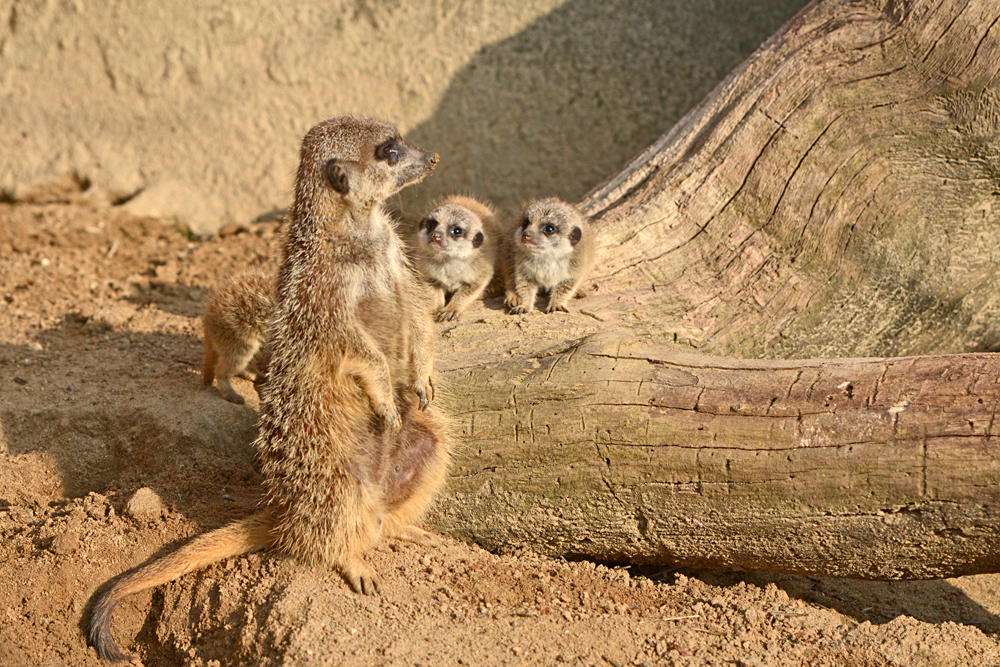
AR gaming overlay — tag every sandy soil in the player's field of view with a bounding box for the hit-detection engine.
[3,199,1000,666]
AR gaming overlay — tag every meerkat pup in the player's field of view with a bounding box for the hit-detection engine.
[90,115,451,664]
[413,195,500,321]
[503,198,597,314]
[201,268,275,403]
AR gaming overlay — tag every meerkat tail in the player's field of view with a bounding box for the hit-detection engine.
[202,339,219,385]
[89,511,274,663]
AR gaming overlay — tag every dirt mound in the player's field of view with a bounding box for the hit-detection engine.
[2,202,999,665]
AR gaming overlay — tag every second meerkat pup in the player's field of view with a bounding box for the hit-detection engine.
[414,195,500,321]
[202,268,275,403]
[503,198,597,314]
[89,115,450,663]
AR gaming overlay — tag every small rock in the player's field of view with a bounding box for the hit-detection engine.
[217,222,249,237]
[50,529,80,555]
[124,487,166,522]
[85,305,135,331]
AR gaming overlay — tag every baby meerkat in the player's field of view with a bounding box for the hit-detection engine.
[201,268,274,403]
[89,115,450,664]
[503,198,597,314]
[413,195,500,321]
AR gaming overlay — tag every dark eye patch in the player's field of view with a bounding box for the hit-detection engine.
[450,226,463,238]
[421,216,438,232]
[521,216,531,229]
[375,139,399,166]
[542,224,557,236]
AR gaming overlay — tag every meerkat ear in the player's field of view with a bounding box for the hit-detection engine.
[569,226,582,246]
[324,159,350,194]
[472,231,484,248]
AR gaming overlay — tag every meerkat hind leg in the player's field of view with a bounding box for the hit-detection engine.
[202,340,219,385]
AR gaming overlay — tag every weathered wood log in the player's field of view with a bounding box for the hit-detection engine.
[429,336,1000,580]
[577,0,1000,360]
[418,0,1000,580]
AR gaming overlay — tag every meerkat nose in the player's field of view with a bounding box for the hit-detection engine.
[430,153,439,166]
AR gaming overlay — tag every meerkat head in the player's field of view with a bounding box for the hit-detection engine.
[418,203,486,259]
[515,198,585,257]
[295,115,438,214]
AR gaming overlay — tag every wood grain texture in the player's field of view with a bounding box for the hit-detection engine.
[423,0,1000,580]
[430,336,1000,579]
[577,0,1000,360]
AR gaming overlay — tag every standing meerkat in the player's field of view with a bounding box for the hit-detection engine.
[89,115,450,664]
[502,198,597,314]
[201,268,275,403]
[413,195,500,321]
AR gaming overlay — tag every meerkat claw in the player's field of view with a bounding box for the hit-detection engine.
[414,378,433,410]
[435,308,458,322]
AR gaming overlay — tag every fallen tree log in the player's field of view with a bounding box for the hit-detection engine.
[430,335,1000,580]
[421,0,1000,580]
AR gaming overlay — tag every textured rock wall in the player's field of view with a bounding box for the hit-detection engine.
[0,0,808,233]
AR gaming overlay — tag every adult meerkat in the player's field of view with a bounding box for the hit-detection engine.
[502,198,597,314]
[201,268,274,403]
[413,195,500,321]
[90,115,450,664]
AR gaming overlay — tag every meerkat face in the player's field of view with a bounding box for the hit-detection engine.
[418,204,485,259]
[297,115,438,212]
[515,198,584,257]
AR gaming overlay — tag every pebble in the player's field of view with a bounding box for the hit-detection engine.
[124,487,166,522]
[50,529,80,555]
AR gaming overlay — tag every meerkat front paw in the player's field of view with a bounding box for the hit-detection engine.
[503,292,521,309]
[375,401,402,432]
[544,304,569,314]
[413,376,435,410]
[434,307,460,322]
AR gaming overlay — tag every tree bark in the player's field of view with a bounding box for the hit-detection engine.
[579,0,1000,360]
[425,0,1000,580]
[431,335,1000,580]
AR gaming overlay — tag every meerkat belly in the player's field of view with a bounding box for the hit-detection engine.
[432,257,480,293]
[358,287,412,381]
[523,254,573,290]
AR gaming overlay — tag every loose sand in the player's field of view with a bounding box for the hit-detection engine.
[2,201,1000,666]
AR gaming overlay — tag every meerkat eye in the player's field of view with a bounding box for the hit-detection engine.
[421,217,438,232]
[450,226,463,238]
[375,140,400,166]
[542,224,557,236]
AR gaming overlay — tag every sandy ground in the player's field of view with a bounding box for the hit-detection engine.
[3,199,1000,666]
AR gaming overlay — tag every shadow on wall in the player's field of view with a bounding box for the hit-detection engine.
[396,0,810,222]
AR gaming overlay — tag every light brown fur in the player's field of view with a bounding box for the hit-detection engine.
[412,195,500,321]
[89,115,449,664]
[201,268,275,403]
[502,198,597,314]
